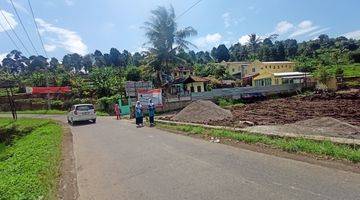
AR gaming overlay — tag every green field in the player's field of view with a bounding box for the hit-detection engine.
[327,63,360,77]
[158,122,360,163]
[0,118,62,200]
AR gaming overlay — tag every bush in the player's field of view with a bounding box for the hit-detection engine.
[96,95,121,114]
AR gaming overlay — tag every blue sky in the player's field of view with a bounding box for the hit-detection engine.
[1,0,360,60]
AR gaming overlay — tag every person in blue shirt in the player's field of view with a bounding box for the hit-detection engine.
[135,101,143,127]
[148,99,156,127]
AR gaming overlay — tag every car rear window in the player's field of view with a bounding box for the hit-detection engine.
[76,105,94,111]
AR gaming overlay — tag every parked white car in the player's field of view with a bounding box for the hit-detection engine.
[67,104,96,125]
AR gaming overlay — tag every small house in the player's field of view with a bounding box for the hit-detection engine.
[183,76,209,93]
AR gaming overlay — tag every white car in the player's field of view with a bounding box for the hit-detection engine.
[67,104,96,125]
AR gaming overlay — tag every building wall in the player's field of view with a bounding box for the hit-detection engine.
[186,82,205,93]
[222,62,250,77]
[223,61,295,80]
[172,70,194,78]
[252,61,296,86]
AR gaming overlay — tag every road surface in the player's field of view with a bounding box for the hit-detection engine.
[2,115,360,199]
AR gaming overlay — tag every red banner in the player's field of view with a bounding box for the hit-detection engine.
[26,86,71,94]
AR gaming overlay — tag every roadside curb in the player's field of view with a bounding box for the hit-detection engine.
[156,119,360,146]
[58,122,79,200]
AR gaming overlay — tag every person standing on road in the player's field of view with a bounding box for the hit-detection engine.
[135,101,143,127]
[148,99,156,127]
[114,104,120,120]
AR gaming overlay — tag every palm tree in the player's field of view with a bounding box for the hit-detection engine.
[248,33,261,55]
[143,6,197,85]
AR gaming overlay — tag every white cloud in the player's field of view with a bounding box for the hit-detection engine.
[222,12,245,28]
[0,53,7,64]
[0,10,18,32]
[343,30,360,40]
[308,27,331,37]
[289,20,319,38]
[194,33,222,49]
[65,0,74,6]
[194,33,222,48]
[274,21,294,34]
[44,44,57,52]
[238,35,250,45]
[35,18,88,55]
[222,12,231,28]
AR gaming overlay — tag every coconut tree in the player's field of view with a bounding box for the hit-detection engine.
[143,6,197,85]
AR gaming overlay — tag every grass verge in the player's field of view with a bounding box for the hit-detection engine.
[158,122,360,163]
[0,118,62,200]
[0,109,109,116]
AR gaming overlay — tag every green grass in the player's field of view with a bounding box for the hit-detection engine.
[323,63,360,77]
[158,123,360,163]
[0,118,62,200]
[216,98,245,109]
[0,109,109,116]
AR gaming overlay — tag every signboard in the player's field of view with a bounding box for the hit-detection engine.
[137,89,163,107]
[125,81,153,97]
[26,86,71,94]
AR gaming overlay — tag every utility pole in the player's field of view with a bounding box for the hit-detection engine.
[45,63,51,110]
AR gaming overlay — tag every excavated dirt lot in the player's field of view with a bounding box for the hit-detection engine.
[211,91,360,127]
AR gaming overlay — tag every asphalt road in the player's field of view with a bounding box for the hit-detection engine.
[2,115,360,199]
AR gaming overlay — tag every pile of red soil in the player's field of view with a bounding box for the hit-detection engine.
[212,91,360,127]
[172,100,233,124]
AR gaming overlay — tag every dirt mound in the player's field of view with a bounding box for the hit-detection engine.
[172,100,233,123]
[244,117,360,139]
[210,92,360,127]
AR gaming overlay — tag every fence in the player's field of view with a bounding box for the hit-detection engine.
[190,83,305,100]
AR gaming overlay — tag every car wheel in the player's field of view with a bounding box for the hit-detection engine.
[92,119,96,123]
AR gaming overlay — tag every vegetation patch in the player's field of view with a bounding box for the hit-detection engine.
[0,118,62,200]
[0,109,109,116]
[158,122,360,163]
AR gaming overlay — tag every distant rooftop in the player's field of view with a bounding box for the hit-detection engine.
[274,72,310,77]
[262,61,295,64]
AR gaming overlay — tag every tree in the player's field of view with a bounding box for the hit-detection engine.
[82,54,94,73]
[196,51,213,64]
[90,67,124,97]
[283,39,298,59]
[143,6,197,85]
[93,50,106,67]
[248,33,261,56]
[122,50,133,66]
[125,66,142,81]
[317,67,331,84]
[1,50,28,75]
[109,48,122,67]
[132,52,144,67]
[62,53,83,72]
[229,43,249,61]
[104,53,112,66]
[214,44,230,62]
[49,57,59,72]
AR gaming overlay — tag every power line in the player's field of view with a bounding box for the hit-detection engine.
[0,19,21,51]
[176,0,203,20]
[0,9,31,55]
[27,0,48,58]
[9,0,39,55]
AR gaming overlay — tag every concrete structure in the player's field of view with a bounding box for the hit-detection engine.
[222,61,297,86]
[254,71,311,86]
[183,76,209,93]
[172,66,195,79]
